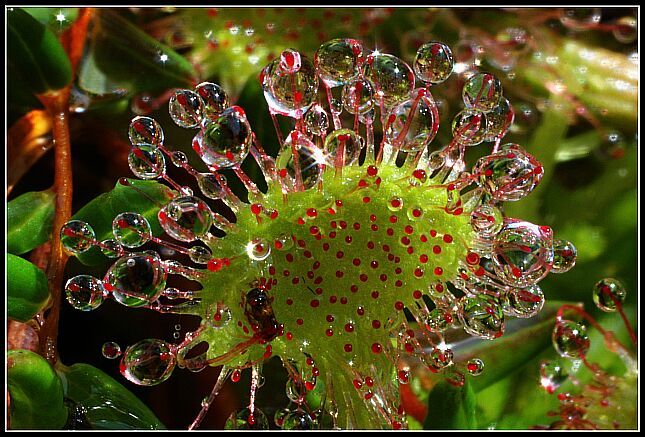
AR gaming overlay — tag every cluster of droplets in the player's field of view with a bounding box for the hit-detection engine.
[62,37,578,430]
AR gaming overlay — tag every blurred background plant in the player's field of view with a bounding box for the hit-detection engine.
[6,6,637,430]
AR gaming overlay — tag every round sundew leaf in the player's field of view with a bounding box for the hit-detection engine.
[7,253,51,323]
[79,9,196,95]
[7,349,69,429]
[71,179,176,266]
[423,378,477,430]
[7,8,72,94]
[7,189,56,255]
[57,363,166,430]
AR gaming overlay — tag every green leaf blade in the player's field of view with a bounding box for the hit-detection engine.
[8,189,56,255]
[424,379,477,429]
[7,253,51,322]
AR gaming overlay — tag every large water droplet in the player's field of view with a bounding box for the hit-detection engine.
[120,338,176,386]
[424,347,454,371]
[414,41,454,84]
[314,38,364,87]
[128,144,166,179]
[385,88,439,152]
[158,196,214,242]
[262,53,318,118]
[592,278,627,312]
[104,252,167,307]
[60,220,96,255]
[539,360,568,393]
[504,285,544,318]
[462,72,503,113]
[470,204,504,238]
[102,341,122,359]
[100,239,123,259]
[192,106,252,169]
[474,144,543,201]
[324,129,362,166]
[363,53,415,107]
[492,219,554,287]
[129,116,164,147]
[458,294,505,339]
[195,82,229,119]
[65,275,105,311]
[169,89,204,128]
[302,104,329,137]
[277,133,323,190]
[342,78,374,115]
[484,98,514,142]
[551,239,577,274]
[425,308,454,332]
[247,237,271,261]
[196,173,225,200]
[452,108,489,146]
[225,408,269,430]
[552,320,590,359]
[466,358,485,376]
[112,212,152,248]
[188,245,212,264]
[282,408,315,430]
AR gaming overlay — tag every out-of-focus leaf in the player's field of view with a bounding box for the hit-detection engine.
[71,178,175,266]
[7,349,68,429]
[79,9,195,95]
[57,363,166,430]
[23,7,79,32]
[7,254,51,323]
[7,8,72,94]
[7,189,56,255]
[7,67,44,126]
[424,379,477,429]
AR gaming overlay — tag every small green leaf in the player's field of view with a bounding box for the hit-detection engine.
[7,349,68,430]
[57,363,166,430]
[7,253,50,323]
[8,189,56,255]
[79,9,196,95]
[7,8,72,94]
[71,178,175,266]
[424,378,477,429]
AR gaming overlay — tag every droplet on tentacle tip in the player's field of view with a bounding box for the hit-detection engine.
[324,129,362,166]
[196,173,226,200]
[262,53,318,118]
[470,204,504,238]
[112,212,152,249]
[120,338,176,386]
[414,41,454,84]
[304,103,330,136]
[60,220,96,255]
[276,133,323,190]
[282,408,315,430]
[274,407,291,427]
[363,52,415,107]
[192,106,252,169]
[385,88,440,152]
[158,195,214,242]
[552,320,590,359]
[551,239,577,274]
[451,108,489,146]
[539,360,568,393]
[592,278,627,312]
[169,89,204,128]
[342,78,374,115]
[128,144,166,180]
[559,7,602,31]
[466,358,485,376]
[129,116,164,147]
[100,239,123,259]
[314,38,364,87]
[195,81,229,119]
[188,245,212,264]
[462,72,503,113]
[225,407,269,430]
[101,341,122,359]
[484,97,514,142]
[65,275,105,311]
[503,284,544,318]
[458,294,505,340]
[104,251,167,307]
[247,237,271,261]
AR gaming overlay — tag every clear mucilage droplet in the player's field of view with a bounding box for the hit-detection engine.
[385,88,440,152]
[552,320,590,359]
[100,239,123,259]
[451,108,489,146]
[129,116,164,147]
[101,341,122,359]
[315,38,364,87]
[192,106,252,169]
[414,41,454,84]
[363,53,415,107]
[491,219,554,287]
[462,72,503,113]
[466,358,485,376]
[539,360,568,393]
[112,212,152,248]
[128,144,166,179]
[324,129,362,166]
[120,338,176,386]
[196,173,226,200]
[277,131,323,190]
[60,220,96,255]
[195,81,229,119]
[65,275,105,311]
[342,78,374,115]
[458,294,505,340]
[169,89,204,128]
[282,409,315,430]
[225,407,269,430]
[262,51,318,118]
[503,284,544,318]
[551,239,577,274]
[470,204,504,238]
[158,196,214,242]
[592,278,627,312]
[484,97,514,142]
[104,251,167,307]
[188,245,212,264]
[303,104,330,136]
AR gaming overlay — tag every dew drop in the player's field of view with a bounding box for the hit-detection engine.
[129,116,164,147]
[60,220,96,255]
[466,358,485,376]
[196,173,226,200]
[104,252,167,307]
[169,89,204,128]
[274,233,294,251]
[552,320,590,359]
[206,303,232,328]
[120,338,176,386]
[158,196,214,242]
[195,81,229,119]
[248,237,271,261]
[101,341,122,359]
[262,53,318,117]
[462,72,503,113]
[324,129,362,166]
[276,133,323,190]
[484,98,514,142]
[65,275,105,311]
[539,360,568,393]
[225,407,269,430]
[363,53,415,107]
[414,41,454,84]
[470,204,504,238]
[112,212,152,248]
[170,151,188,167]
[425,308,453,332]
[192,106,252,169]
[424,347,454,371]
[342,78,374,115]
[128,144,166,179]
[452,108,488,146]
[385,89,440,152]
[504,285,544,318]
[592,278,627,312]
[303,103,329,136]
[458,294,505,339]
[100,239,123,259]
[315,38,364,87]
[188,245,212,264]
[551,239,577,274]
[282,408,315,430]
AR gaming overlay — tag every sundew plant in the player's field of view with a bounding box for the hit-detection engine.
[6,7,638,430]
